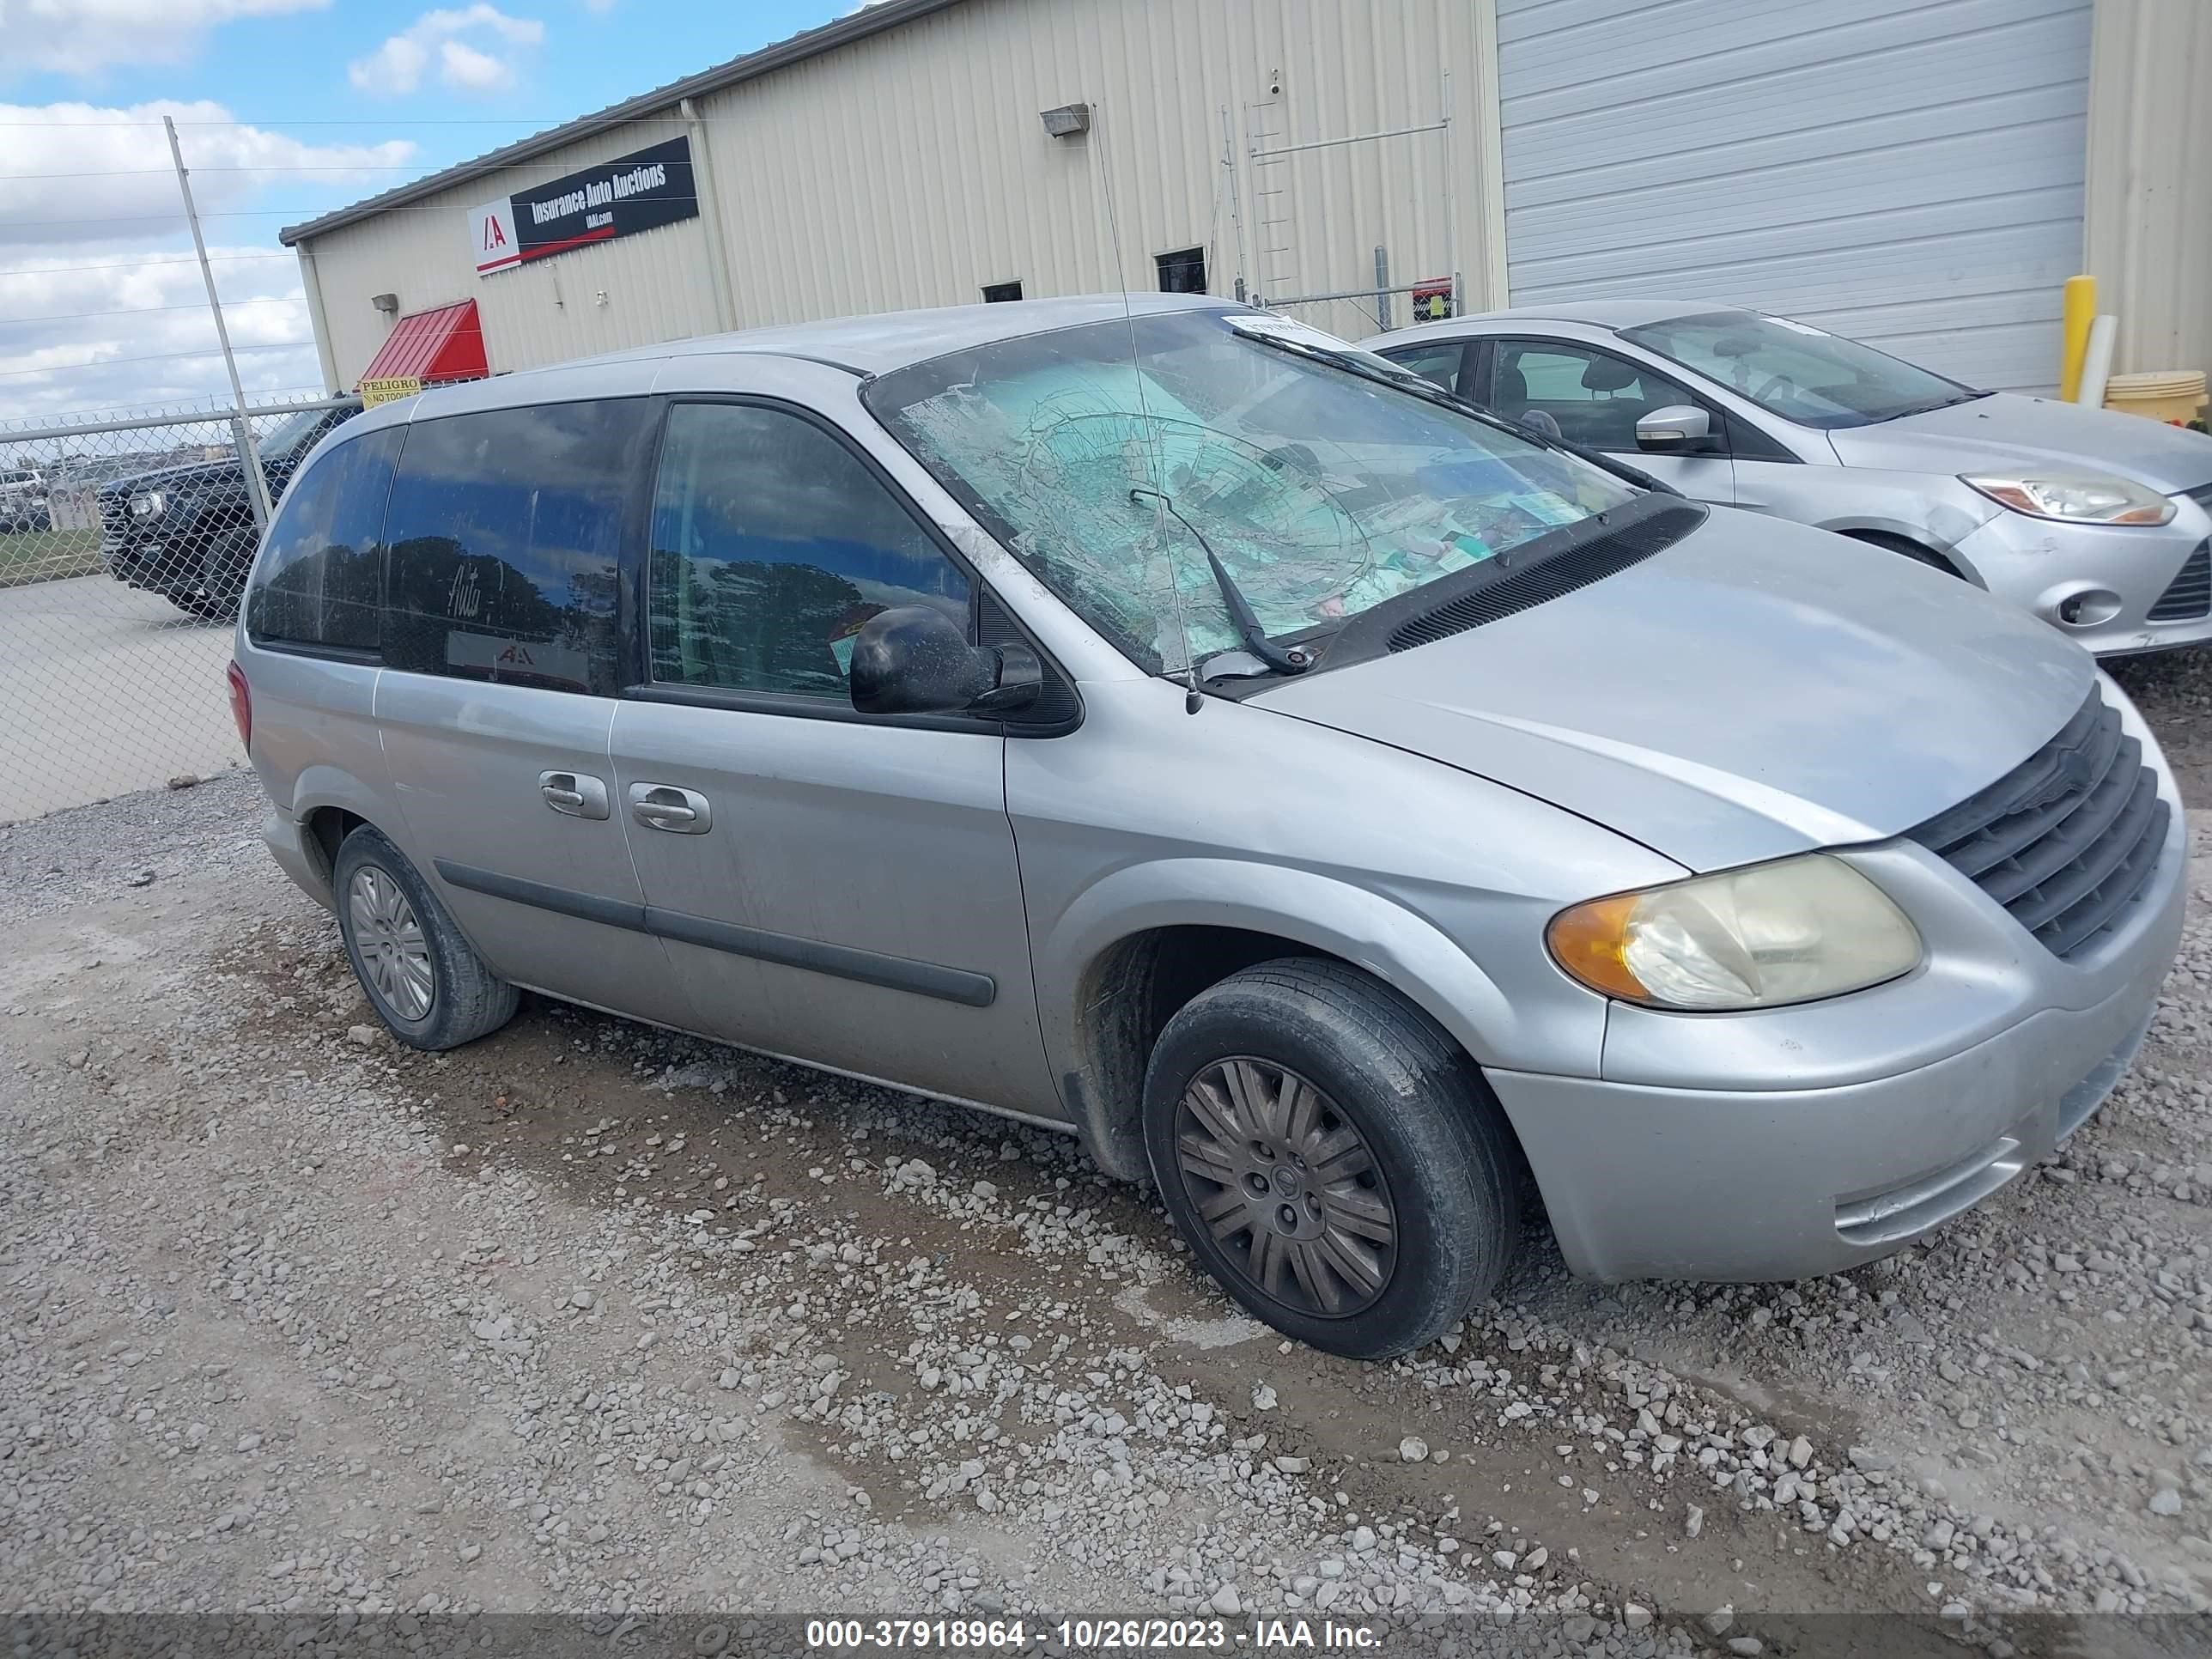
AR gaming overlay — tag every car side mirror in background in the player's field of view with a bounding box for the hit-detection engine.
[1636,404,1714,453]
[849,605,1041,717]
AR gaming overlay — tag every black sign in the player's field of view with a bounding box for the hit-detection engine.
[473,137,696,275]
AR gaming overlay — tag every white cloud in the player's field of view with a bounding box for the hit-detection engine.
[438,40,513,93]
[0,101,417,422]
[349,5,546,97]
[0,0,331,80]
[0,99,416,250]
[0,244,323,423]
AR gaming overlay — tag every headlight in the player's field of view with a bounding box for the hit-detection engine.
[127,489,167,520]
[1961,471,2174,526]
[1547,854,1921,1012]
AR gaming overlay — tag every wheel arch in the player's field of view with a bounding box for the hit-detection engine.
[1037,860,1524,1182]
[287,765,402,886]
[1832,525,1972,580]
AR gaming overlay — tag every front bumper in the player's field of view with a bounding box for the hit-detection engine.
[1490,962,2164,1281]
[1949,495,2212,657]
[1488,686,2186,1283]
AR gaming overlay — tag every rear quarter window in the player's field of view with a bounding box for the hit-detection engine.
[380,399,655,696]
[245,428,402,653]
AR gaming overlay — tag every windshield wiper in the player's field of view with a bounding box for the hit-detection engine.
[1874,389,1992,423]
[1236,328,1681,497]
[1130,486,1315,678]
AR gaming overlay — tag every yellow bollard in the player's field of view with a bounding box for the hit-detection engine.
[2059,275,2096,402]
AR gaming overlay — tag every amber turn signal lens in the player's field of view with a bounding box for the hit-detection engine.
[1545,893,1648,1001]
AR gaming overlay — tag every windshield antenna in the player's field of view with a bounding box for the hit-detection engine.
[1131,487,1312,678]
[1091,103,1204,713]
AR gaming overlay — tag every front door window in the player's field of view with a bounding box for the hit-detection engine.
[1489,340,1704,453]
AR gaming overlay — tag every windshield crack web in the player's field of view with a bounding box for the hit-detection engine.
[892,321,1629,674]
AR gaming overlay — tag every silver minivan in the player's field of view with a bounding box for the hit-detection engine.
[1373,303,2212,658]
[234,296,2185,1358]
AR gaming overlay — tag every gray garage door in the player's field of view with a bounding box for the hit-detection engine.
[1496,0,2094,392]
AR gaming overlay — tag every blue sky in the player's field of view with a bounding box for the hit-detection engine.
[1,1,855,421]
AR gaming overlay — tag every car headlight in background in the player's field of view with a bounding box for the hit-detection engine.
[127,489,168,520]
[1961,471,2175,526]
[1547,854,1921,1012]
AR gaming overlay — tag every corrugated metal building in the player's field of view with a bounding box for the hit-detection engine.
[283,0,2211,399]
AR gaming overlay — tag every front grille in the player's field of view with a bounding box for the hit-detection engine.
[95,494,129,552]
[1908,690,2168,960]
[2147,544,2211,621]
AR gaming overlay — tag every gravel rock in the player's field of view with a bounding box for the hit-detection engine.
[4,682,2212,1636]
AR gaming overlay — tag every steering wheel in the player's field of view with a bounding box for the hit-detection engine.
[1754,374,1792,404]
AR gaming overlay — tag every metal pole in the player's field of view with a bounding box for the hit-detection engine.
[680,98,741,334]
[165,115,271,529]
[1220,106,1251,306]
[1249,119,1445,161]
[1374,246,1391,331]
[1440,70,1460,319]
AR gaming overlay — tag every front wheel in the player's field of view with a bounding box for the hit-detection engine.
[1142,958,1521,1358]
[173,526,258,621]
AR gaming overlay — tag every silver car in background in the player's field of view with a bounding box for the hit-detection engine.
[233,296,2184,1359]
[1375,303,2212,658]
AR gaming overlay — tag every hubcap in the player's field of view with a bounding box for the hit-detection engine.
[1172,1058,1396,1318]
[347,866,434,1022]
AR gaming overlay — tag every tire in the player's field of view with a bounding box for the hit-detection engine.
[333,827,519,1051]
[1142,957,1520,1358]
[195,526,258,621]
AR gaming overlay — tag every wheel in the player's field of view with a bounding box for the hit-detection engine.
[333,827,518,1051]
[1143,958,1521,1358]
[195,526,258,621]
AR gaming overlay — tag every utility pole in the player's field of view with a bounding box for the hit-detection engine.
[165,113,272,529]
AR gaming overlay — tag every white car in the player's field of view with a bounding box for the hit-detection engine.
[0,467,50,533]
[1374,303,2212,658]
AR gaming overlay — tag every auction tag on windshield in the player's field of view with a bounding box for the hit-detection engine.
[1226,313,1362,352]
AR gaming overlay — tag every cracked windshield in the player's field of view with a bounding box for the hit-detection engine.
[867,310,1638,674]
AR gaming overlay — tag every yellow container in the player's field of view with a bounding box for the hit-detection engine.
[2105,369,2207,423]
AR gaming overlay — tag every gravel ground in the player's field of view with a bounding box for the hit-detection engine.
[4,657,2212,1656]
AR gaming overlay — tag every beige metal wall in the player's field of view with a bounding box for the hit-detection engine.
[691,0,1493,342]
[300,0,1501,385]
[2084,0,2212,380]
[303,115,722,388]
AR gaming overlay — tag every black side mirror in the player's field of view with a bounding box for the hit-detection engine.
[849,605,1041,716]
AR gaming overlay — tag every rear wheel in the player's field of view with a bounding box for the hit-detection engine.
[334,827,518,1051]
[1143,958,1520,1358]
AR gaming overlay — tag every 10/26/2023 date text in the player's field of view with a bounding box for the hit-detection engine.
[805,1617,1383,1650]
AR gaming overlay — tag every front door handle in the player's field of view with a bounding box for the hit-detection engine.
[538,770,610,820]
[629,782,712,835]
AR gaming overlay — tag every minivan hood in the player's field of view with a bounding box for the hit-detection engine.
[1256,509,2096,872]
[1829,392,2212,495]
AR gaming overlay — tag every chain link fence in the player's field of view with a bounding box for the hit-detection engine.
[0,396,359,824]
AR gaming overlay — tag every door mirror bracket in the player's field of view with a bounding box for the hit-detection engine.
[849,605,1041,717]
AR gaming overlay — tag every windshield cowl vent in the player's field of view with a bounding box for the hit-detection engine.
[1384,501,1705,653]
